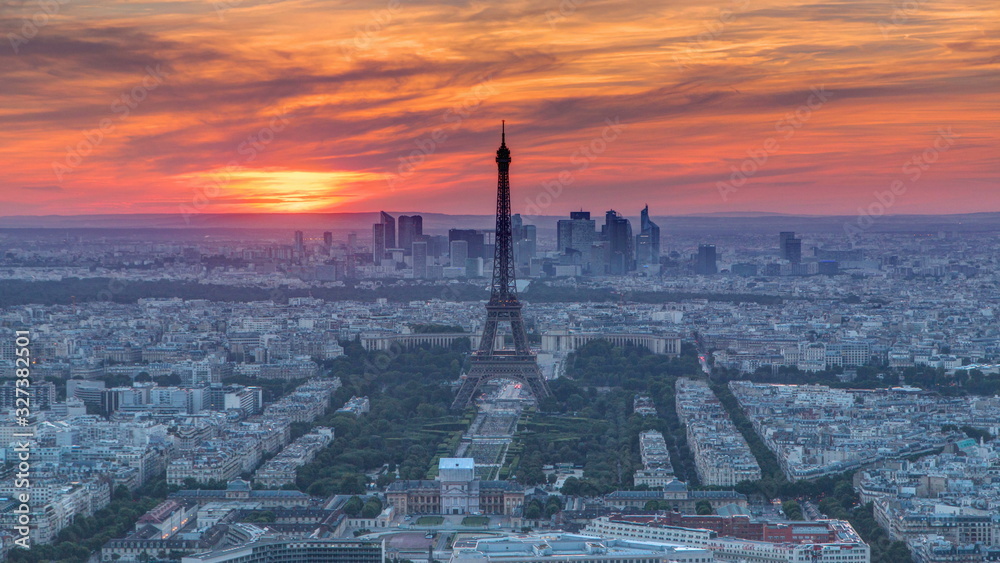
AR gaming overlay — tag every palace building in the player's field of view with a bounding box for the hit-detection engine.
[385,458,524,516]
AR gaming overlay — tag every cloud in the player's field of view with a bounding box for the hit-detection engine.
[0,0,997,215]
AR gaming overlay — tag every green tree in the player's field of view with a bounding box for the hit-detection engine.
[343,495,364,516]
[524,501,542,519]
[782,500,804,521]
[361,498,383,518]
[544,495,564,517]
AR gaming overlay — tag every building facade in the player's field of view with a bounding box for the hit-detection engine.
[385,458,524,516]
[181,539,385,563]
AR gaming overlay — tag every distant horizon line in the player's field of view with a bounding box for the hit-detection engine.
[4,210,1000,219]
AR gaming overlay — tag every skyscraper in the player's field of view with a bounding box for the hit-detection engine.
[779,231,802,263]
[373,211,396,262]
[695,244,717,275]
[636,204,661,265]
[372,223,386,263]
[448,229,485,259]
[785,236,802,264]
[379,211,396,249]
[425,234,448,258]
[398,215,423,253]
[511,213,524,240]
[512,214,536,271]
[523,224,536,256]
[779,232,794,259]
[412,241,428,278]
[557,211,596,253]
[293,231,304,254]
[602,209,634,275]
[322,231,333,248]
[450,240,469,267]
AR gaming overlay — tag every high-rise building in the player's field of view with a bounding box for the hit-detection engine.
[372,211,396,262]
[779,231,802,263]
[512,213,524,240]
[590,240,610,276]
[426,234,449,257]
[322,231,333,248]
[412,241,428,278]
[466,257,484,277]
[522,224,536,254]
[379,211,396,249]
[372,223,386,263]
[779,232,794,259]
[513,216,536,271]
[293,231,304,254]
[398,215,423,253]
[557,211,597,272]
[785,236,802,264]
[635,234,654,266]
[695,244,717,275]
[450,240,469,268]
[602,209,634,275]
[557,211,596,253]
[449,229,485,259]
[636,204,661,265]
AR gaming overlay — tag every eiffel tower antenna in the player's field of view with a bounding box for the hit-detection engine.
[451,123,551,410]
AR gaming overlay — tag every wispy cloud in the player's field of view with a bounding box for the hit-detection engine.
[0,0,997,215]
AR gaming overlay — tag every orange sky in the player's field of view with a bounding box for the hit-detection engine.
[1,0,998,217]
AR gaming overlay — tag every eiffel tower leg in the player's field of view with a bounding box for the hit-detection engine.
[452,360,550,411]
[524,371,550,402]
[452,375,483,411]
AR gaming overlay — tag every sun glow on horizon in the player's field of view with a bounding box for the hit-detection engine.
[174,169,384,212]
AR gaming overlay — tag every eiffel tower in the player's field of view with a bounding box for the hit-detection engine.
[451,123,551,410]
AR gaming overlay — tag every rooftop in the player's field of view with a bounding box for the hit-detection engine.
[440,458,476,470]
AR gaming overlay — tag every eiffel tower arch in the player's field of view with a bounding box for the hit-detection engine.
[451,123,551,410]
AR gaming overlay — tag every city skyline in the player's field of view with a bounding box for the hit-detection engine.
[4,1,1000,560]
[2,0,998,217]
[2,128,997,563]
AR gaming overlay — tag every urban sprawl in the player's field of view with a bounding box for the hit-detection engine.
[0,207,998,563]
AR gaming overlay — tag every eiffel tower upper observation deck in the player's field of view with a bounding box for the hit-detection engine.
[451,123,551,410]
